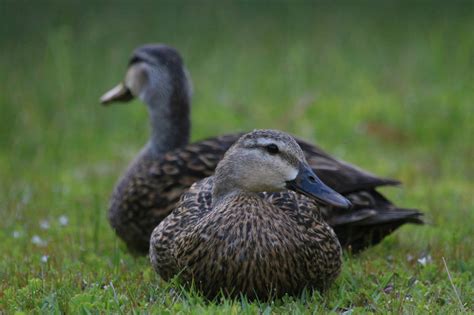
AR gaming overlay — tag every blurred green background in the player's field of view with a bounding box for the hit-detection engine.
[0,1,473,313]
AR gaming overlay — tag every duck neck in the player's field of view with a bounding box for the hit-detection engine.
[144,83,190,157]
[212,167,259,207]
[212,183,244,206]
[212,160,238,203]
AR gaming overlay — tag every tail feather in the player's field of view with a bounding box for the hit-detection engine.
[325,189,425,253]
[332,208,424,226]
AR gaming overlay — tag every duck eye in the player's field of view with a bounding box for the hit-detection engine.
[265,143,279,155]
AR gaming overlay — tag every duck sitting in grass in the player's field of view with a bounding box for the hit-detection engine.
[150,129,351,299]
[101,44,423,255]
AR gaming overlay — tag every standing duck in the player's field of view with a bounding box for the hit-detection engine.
[101,44,423,254]
[150,130,349,299]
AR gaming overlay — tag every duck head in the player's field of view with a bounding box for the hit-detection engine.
[100,44,192,110]
[213,129,351,208]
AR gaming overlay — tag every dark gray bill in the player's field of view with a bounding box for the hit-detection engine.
[286,162,351,208]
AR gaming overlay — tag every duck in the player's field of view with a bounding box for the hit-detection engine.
[150,129,349,299]
[101,44,423,255]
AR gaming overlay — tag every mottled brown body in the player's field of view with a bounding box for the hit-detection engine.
[150,178,342,299]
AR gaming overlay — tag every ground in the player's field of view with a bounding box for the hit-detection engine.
[0,1,473,313]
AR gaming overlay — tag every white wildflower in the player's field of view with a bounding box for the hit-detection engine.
[417,255,432,266]
[58,215,69,226]
[40,220,50,230]
[31,235,47,247]
[12,231,22,238]
[41,255,49,263]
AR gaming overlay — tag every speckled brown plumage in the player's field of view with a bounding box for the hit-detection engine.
[108,135,239,253]
[102,44,424,255]
[150,130,344,299]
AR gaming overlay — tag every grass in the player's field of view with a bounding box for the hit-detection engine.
[0,1,473,313]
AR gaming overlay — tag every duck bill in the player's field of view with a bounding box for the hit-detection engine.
[286,162,351,208]
[100,82,134,105]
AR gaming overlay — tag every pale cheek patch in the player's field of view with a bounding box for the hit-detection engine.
[285,167,298,181]
[271,158,298,182]
[126,63,149,97]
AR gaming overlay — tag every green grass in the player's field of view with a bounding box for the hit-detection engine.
[1,1,473,313]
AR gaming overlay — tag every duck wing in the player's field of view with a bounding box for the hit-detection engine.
[296,139,400,193]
